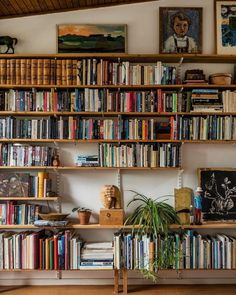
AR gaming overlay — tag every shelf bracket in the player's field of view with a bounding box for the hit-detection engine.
[56,270,62,280]
[177,57,184,84]
[177,169,184,189]
[177,270,182,280]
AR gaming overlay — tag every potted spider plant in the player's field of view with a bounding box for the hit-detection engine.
[124,190,180,281]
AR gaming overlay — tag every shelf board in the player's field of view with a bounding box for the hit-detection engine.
[172,223,236,229]
[2,138,236,144]
[0,166,58,170]
[0,224,137,229]
[2,111,236,117]
[2,223,236,230]
[57,166,181,170]
[0,139,179,143]
[0,197,59,201]
[1,53,236,63]
[1,84,236,89]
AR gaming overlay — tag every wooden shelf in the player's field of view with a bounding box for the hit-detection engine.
[1,83,236,89]
[1,111,236,117]
[0,223,136,229]
[0,166,58,170]
[2,223,236,230]
[171,223,236,229]
[0,139,179,143]
[0,197,59,201]
[1,53,236,63]
[0,166,181,170]
[57,166,181,170]
[2,138,236,144]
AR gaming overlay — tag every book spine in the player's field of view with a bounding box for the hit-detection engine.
[20,59,26,85]
[37,59,43,85]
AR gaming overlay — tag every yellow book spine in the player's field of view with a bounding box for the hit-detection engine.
[37,172,49,198]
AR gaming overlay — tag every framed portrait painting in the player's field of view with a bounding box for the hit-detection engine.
[215,0,236,54]
[57,24,127,53]
[159,7,202,54]
[198,168,236,221]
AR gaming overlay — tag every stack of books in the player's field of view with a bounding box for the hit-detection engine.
[80,242,114,269]
[76,155,99,167]
[190,89,222,112]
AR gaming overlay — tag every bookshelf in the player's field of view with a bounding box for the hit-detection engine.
[1,53,236,292]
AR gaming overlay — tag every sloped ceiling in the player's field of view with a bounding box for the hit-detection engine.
[0,0,158,19]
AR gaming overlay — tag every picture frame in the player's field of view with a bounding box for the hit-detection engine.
[57,24,127,53]
[198,168,236,221]
[215,0,236,54]
[159,7,202,54]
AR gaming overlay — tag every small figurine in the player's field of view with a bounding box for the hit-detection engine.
[52,154,60,167]
[194,187,203,225]
[100,185,121,209]
[0,36,18,54]
[189,204,194,225]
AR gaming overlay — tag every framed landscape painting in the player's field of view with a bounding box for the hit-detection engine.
[198,168,236,221]
[215,0,236,54]
[159,7,202,54]
[57,24,127,53]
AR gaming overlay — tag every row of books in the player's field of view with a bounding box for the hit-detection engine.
[98,143,181,168]
[0,230,75,270]
[174,115,236,140]
[0,144,56,167]
[4,115,236,141]
[75,59,177,86]
[222,90,236,112]
[0,202,40,225]
[0,59,57,86]
[0,230,114,270]
[0,88,181,113]
[0,117,171,140]
[2,88,236,113]
[0,172,52,198]
[0,58,177,86]
[113,231,236,270]
[1,229,236,271]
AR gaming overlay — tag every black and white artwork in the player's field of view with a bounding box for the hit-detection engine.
[199,169,236,221]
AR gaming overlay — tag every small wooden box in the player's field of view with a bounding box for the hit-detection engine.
[99,209,124,225]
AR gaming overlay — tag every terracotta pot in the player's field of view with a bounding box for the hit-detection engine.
[78,211,91,225]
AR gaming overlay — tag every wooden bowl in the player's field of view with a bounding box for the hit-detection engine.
[38,213,69,221]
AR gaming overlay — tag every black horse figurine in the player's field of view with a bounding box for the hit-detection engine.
[0,36,17,54]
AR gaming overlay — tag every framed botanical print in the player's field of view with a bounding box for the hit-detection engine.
[159,7,202,54]
[57,24,127,53]
[215,0,236,54]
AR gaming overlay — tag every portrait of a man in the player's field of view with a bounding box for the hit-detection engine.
[159,7,202,54]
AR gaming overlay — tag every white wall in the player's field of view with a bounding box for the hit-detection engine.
[0,0,235,285]
[0,0,214,54]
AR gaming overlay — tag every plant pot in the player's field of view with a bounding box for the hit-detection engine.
[78,211,91,225]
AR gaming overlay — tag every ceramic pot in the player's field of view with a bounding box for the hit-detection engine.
[78,211,91,225]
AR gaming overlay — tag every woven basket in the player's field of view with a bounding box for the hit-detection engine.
[209,73,232,85]
[38,213,69,221]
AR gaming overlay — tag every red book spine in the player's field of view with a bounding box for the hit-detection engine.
[54,235,58,270]
[39,238,43,270]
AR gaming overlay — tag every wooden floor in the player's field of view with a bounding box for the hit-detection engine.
[0,285,235,295]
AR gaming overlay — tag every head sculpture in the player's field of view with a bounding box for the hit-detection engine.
[100,185,121,209]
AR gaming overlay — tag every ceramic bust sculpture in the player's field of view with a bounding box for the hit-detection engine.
[100,185,121,209]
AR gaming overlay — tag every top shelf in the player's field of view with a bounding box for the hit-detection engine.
[1,53,236,63]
